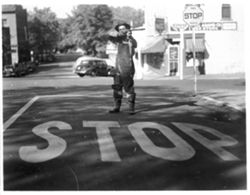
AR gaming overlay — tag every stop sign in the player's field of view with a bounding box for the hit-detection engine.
[183,5,204,26]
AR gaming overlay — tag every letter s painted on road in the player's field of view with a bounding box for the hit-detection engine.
[19,121,72,163]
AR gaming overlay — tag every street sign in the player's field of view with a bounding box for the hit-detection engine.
[170,23,189,31]
[183,5,204,26]
[170,21,237,32]
[183,4,204,95]
[155,18,165,34]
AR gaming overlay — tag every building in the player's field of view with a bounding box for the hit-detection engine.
[2,27,12,65]
[2,4,30,65]
[107,1,244,79]
[165,2,244,75]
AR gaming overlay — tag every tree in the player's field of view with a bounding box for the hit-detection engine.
[58,5,113,56]
[28,7,60,54]
[110,6,144,28]
[57,5,144,56]
[57,17,76,52]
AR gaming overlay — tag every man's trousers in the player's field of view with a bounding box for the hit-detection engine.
[111,73,136,108]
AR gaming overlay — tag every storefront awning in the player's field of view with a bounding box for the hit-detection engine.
[141,36,168,53]
[185,38,206,52]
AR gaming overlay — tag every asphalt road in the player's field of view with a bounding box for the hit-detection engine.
[2,62,246,190]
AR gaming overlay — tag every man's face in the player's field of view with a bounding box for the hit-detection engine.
[118,25,128,36]
[127,30,132,37]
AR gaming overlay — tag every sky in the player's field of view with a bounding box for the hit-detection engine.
[3,0,247,18]
[3,0,146,18]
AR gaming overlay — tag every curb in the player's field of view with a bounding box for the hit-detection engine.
[137,73,245,81]
[199,96,245,113]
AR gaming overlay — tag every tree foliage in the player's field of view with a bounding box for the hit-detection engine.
[58,5,144,56]
[28,7,60,53]
[27,5,144,56]
[110,6,144,28]
[58,5,113,56]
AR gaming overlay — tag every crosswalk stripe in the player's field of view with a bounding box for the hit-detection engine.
[3,96,40,130]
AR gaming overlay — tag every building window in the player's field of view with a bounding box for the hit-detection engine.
[146,53,164,69]
[222,4,231,20]
[24,26,28,40]
[2,19,8,27]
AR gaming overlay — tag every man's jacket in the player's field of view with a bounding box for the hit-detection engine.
[109,34,137,76]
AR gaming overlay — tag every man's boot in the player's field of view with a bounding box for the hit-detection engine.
[128,93,136,115]
[109,99,121,113]
[128,102,135,115]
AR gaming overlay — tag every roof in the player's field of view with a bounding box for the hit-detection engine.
[2,5,23,13]
[185,38,206,52]
[132,25,146,31]
[76,56,105,61]
[141,36,168,53]
[74,56,107,69]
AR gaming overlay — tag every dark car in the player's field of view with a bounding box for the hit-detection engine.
[73,56,115,77]
[3,62,28,77]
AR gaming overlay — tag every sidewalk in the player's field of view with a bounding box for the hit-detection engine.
[197,89,246,113]
[195,73,245,113]
[141,72,245,81]
[140,73,246,113]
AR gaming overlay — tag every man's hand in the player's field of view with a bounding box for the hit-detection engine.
[108,67,119,77]
[108,30,118,37]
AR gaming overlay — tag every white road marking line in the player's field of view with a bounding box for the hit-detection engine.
[3,93,175,131]
[3,96,40,131]
[19,121,71,163]
[172,122,240,161]
[128,122,195,161]
[83,121,121,162]
[40,94,108,98]
[3,94,107,131]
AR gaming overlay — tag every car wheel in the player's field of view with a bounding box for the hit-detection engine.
[78,74,85,77]
[15,72,21,77]
[91,71,96,76]
[107,69,112,76]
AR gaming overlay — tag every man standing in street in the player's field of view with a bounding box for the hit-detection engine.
[108,23,137,115]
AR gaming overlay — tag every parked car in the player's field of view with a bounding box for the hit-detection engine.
[73,56,115,77]
[26,61,38,73]
[3,64,15,77]
[3,62,27,77]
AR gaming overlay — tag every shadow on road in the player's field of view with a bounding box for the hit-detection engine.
[3,84,246,123]
[3,84,246,190]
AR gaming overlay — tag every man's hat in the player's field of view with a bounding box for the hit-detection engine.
[114,23,131,31]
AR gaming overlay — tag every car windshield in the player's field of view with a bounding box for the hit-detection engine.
[96,61,106,66]
[80,61,89,66]
[78,59,106,68]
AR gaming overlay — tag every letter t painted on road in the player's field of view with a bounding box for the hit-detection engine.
[83,121,121,162]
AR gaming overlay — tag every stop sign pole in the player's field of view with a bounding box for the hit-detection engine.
[183,5,204,96]
[192,24,197,95]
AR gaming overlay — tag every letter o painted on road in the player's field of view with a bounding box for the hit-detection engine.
[128,122,195,161]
